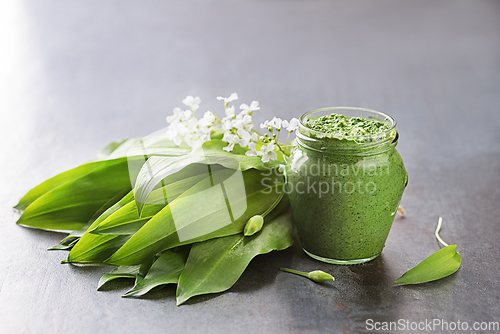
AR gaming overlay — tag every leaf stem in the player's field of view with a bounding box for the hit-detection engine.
[261,188,284,218]
[435,217,449,247]
[280,267,308,278]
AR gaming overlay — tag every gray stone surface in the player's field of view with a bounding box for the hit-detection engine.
[1,0,499,333]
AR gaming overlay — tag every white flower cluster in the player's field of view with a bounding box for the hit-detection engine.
[218,94,260,155]
[260,117,299,132]
[165,96,215,149]
[165,94,299,163]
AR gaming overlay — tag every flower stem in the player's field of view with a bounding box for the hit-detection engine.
[280,268,308,278]
[253,129,264,137]
[435,217,449,247]
[261,188,284,218]
[275,142,289,157]
[285,131,291,145]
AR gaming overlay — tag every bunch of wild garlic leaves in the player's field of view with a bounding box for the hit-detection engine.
[15,94,299,305]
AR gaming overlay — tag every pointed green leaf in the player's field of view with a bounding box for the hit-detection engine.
[136,254,158,283]
[394,245,461,284]
[133,140,283,215]
[122,250,188,298]
[48,238,80,251]
[106,169,283,266]
[67,165,218,263]
[133,155,198,215]
[90,168,209,235]
[65,235,131,264]
[14,161,101,212]
[16,157,136,232]
[49,189,130,250]
[176,212,294,305]
[97,265,141,290]
[66,191,136,263]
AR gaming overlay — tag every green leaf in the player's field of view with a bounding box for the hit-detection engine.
[97,251,172,291]
[122,250,188,298]
[133,140,283,215]
[133,155,202,215]
[48,237,80,251]
[394,245,461,284]
[176,212,294,305]
[14,131,188,210]
[97,265,141,290]
[136,254,160,283]
[66,191,136,263]
[49,189,130,250]
[14,161,102,213]
[16,157,136,232]
[67,165,219,263]
[89,166,210,235]
[106,169,283,266]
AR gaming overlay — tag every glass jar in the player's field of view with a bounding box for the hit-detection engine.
[285,107,408,264]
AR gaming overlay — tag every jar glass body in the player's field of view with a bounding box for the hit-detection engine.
[285,107,407,264]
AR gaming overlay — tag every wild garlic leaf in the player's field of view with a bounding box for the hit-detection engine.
[14,161,102,213]
[394,245,461,284]
[106,169,283,266]
[394,217,461,284]
[97,265,141,290]
[16,157,136,232]
[122,250,187,298]
[176,212,294,305]
[133,140,283,215]
[96,254,159,291]
[66,191,136,263]
[90,168,209,235]
[49,189,131,250]
[67,165,207,262]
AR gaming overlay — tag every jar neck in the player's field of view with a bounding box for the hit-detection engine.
[296,131,399,156]
[296,107,398,156]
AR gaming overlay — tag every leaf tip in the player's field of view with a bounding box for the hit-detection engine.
[121,293,135,298]
[176,297,187,306]
[13,203,25,212]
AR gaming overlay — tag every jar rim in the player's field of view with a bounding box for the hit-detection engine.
[299,107,397,141]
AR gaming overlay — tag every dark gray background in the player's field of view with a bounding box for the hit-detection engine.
[1,0,499,333]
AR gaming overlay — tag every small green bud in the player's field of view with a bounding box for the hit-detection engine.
[307,270,335,283]
[244,215,264,236]
[280,268,335,283]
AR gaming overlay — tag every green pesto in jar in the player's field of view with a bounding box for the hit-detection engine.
[285,109,407,264]
[305,114,391,138]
